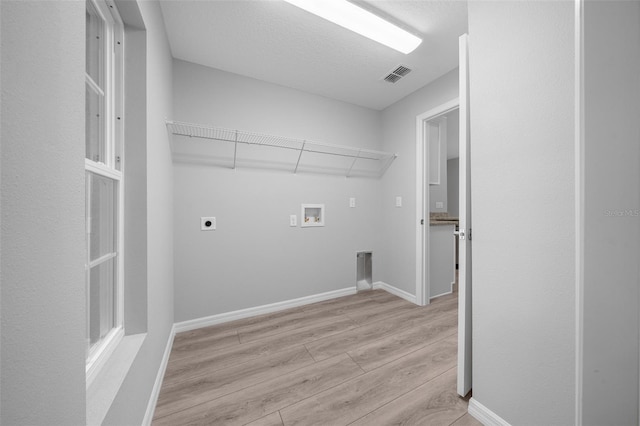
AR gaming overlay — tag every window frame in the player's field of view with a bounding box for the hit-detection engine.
[85,0,125,387]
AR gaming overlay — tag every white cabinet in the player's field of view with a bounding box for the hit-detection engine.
[428,117,447,186]
[428,117,448,212]
[429,224,456,299]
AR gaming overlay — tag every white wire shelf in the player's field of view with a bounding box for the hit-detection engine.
[166,120,397,178]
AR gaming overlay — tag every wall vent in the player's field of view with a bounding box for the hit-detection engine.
[382,64,412,83]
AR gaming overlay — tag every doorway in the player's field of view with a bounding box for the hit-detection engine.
[415,99,459,306]
[427,109,460,301]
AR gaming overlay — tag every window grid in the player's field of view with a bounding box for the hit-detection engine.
[85,0,124,384]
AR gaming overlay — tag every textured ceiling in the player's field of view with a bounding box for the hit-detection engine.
[159,0,468,110]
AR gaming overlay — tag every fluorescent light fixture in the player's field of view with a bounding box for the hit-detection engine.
[283,0,422,54]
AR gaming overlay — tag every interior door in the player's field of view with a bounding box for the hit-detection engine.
[457,33,472,397]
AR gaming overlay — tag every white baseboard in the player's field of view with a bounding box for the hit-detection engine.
[174,287,357,333]
[430,290,453,300]
[468,398,512,426]
[142,324,176,426]
[373,281,417,304]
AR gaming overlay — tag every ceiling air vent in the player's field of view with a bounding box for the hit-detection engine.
[382,64,412,84]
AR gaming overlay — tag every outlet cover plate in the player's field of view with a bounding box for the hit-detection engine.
[201,217,216,231]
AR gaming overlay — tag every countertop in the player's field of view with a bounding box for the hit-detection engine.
[429,213,459,226]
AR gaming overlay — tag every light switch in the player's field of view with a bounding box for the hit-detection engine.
[289,214,297,227]
[395,196,402,207]
[349,197,356,208]
[201,217,216,231]
[436,201,444,209]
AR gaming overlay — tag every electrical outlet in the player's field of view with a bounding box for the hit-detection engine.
[349,197,356,208]
[201,217,216,231]
[436,201,444,209]
[289,214,297,227]
[395,196,402,207]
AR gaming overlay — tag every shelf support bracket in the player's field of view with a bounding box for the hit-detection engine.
[379,154,398,177]
[346,149,361,178]
[294,141,306,174]
[232,130,238,170]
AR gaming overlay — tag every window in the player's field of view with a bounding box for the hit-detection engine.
[85,0,124,384]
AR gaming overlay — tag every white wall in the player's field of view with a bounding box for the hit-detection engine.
[379,69,459,295]
[102,1,175,424]
[582,1,640,424]
[0,1,174,424]
[121,4,148,335]
[468,2,576,424]
[172,60,383,322]
[1,3,4,419]
[1,1,86,423]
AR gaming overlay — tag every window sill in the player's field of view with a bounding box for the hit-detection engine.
[87,333,146,425]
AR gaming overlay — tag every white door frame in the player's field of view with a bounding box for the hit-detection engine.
[415,98,460,306]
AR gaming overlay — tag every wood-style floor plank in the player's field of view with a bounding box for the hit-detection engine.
[170,290,385,345]
[163,316,357,382]
[279,334,458,425]
[236,308,346,343]
[153,354,364,425]
[348,310,457,371]
[451,413,484,426]
[169,328,240,362]
[299,289,393,313]
[171,290,395,360]
[343,296,418,325]
[154,289,475,426]
[154,345,314,419]
[304,296,457,361]
[349,367,468,426]
[244,411,284,426]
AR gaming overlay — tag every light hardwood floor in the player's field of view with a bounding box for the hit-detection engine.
[153,289,481,426]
